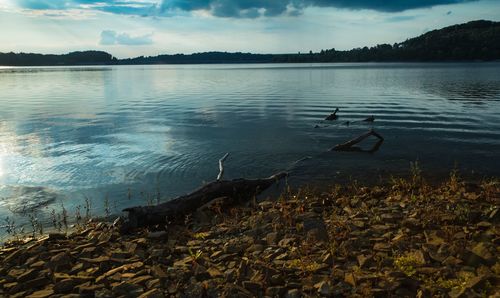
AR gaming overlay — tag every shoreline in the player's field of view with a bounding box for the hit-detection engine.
[1,173,499,297]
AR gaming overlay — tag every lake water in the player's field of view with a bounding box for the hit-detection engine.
[1,63,500,238]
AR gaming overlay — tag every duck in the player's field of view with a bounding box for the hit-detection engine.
[325,108,339,121]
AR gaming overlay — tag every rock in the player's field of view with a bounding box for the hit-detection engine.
[285,288,301,298]
[315,281,333,296]
[303,217,329,242]
[373,243,391,252]
[112,281,144,296]
[357,254,373,268]
[149,249,165,258]
[424,230,446,246]
[266,232,279,245]
[461,250,489,267]
[278,238,296,247]
[145,279,161,289]
[471,242,494,262]
[26,288,54,298]
[95,288,114,298]
[207,267,224,278]
[246,244,264,253]
[48,233,67,241]
[130,275,154,286]
[147,231,168,239]
[53,279,79,294]
[242,281,262,294]
[78,283,105,296]
[344,272,356,287]
[20,277,50,291]
[266,286,285,297]
[48,252,71,270]
[139,288,164,298]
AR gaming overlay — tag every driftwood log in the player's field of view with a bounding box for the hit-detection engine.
[122,171,287,230]
[331,129,384,153]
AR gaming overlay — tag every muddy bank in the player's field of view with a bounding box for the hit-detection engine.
[0,173,499,297]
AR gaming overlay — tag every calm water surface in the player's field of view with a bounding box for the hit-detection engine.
[1,63,499,238]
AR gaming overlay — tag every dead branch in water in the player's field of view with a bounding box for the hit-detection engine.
[331,129,384,153]
[122,153,287,231]
[217,153,229,181]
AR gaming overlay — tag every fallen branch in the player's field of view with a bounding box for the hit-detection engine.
[122,172,287,231]
[331,129,384,153]
[217,153,229,181]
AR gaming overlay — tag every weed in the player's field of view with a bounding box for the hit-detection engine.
[104,193,111,218]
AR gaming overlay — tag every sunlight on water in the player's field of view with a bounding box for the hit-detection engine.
[0,62,499,240]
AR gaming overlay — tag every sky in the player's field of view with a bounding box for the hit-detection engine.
[0,0,499,58]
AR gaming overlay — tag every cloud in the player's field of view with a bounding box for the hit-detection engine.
[100,30,153,45]
[16,0,480,18]
[386,15,418,22]
[18,0,158,16]
[161,0,480,17]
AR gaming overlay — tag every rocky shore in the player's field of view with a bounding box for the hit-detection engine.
[1,172,499,297]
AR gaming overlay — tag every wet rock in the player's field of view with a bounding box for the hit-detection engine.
[147,231,167,239]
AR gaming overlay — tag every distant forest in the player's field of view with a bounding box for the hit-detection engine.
[1,20,499,66]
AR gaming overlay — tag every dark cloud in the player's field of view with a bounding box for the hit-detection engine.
[100,30,153,45]
[18,0,479,18]
[161,0,479,17]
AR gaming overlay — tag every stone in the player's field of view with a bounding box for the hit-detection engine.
[26,288,54,298]
[145,279,161,289]
[78,283,105,296]
[315,281,333,296]
[266,286,285,297]
[207,267,224,278]
[48,233,67,241]
[53,279,79,294]
[21,277,50,291]
[246,244,264,253]
[357,254,373,268]
[139,288,164,298]
[112,281,144,296]
[225,268,237,282]
[285,288,301,298]
[48,252,71,270]
[130,275,154,286]
[147,231,167,239]
[303,217,329,242]
[373,243,391,252]
[344,273,356,287]
[471,242,493,262]
[266,232,279,245]
[242,281,262,294]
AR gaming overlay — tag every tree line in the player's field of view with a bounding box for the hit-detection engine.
[1,20,499,66]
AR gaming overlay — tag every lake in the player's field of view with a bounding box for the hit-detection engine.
[1,63,500,239]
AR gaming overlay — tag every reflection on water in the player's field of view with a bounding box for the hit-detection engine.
[0,62,500,240]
